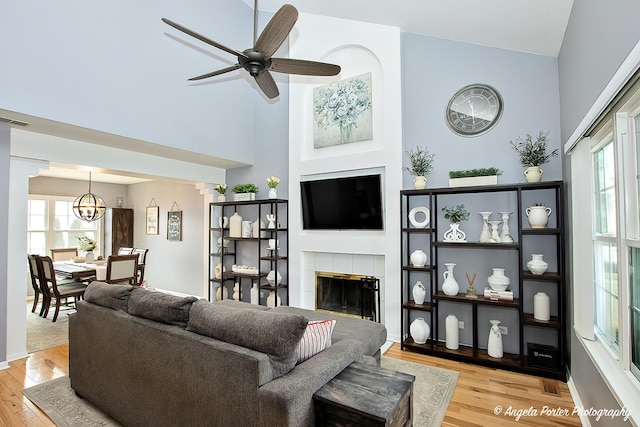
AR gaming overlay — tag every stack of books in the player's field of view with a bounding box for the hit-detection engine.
[483,288,514,301]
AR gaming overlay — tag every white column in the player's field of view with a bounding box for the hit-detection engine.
[197,183,217,300]
[0,125,9,369]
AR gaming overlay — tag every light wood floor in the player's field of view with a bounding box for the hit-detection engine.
[4,342,580,426]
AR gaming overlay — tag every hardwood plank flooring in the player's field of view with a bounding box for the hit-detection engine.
[2,342,579,426]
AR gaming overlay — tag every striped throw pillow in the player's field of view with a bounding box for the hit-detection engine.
[296,319,336,364]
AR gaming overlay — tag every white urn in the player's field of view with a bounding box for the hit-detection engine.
[410,317,430,344]
[488,268,510,291]
[527,254,549,275]
[410,249,428,267]
[526,205,551,228]
[524,166,543,183]
[413,176,427,190]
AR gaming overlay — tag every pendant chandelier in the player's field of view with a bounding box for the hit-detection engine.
[72,172,106,222]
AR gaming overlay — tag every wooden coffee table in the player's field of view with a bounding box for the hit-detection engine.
[313,361,415,426]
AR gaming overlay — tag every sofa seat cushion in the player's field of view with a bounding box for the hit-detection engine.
[83,281,133,311]
[268,306,387,357]
[129,287,198,327]
[186,300,309,379]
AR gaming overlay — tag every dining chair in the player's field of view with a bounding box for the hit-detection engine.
[106,254,139,285]
[37,255,88,322]
[132,248,149,285]
[28,254,47,316]
[118,247,134,255]
[50,248,78,262]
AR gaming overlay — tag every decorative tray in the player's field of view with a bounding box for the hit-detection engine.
[231,265,259,275]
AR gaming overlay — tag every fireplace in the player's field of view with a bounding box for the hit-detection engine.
[315,272,380,322]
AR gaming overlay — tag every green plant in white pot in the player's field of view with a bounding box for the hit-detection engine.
[510,131,558,183]
[404,146,435,189]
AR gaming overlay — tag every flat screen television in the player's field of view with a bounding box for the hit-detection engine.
[300,174,383,230]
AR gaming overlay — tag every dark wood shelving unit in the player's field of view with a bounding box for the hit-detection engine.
[400,181,566,381]
[209,198,288,306]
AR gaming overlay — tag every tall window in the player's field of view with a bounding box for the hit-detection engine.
[593,139,619,349]
[27,196,102,256]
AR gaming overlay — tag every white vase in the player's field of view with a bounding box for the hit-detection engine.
[84,251,94,263]
[410,249,427,267]
[478,211,493,242]
[267,291,281,308]
[488,220,501,243]
[534,292,551,321]
[232,282,240,301]
[266,214,276,229]
[252,219,266,238]
[526,205,551,228]
[268,187,278,199]
[488,268,510,291]
[267,270,282,286]
[250,283,259,305]
[527,254,549,275]
[217,194,226,202]
[412,281,426,305]
[241,220,252,238]
[443,222,466,242]
[442,263,459,296]
[524,166,543,183]
[445,314,459,350]
[215,285,229,301]
[499,211,514,243]
[410,317,430,344]
[487,320,503,358]
[218,216,228,229]
[229,212,243,237]
[413,176,427,190]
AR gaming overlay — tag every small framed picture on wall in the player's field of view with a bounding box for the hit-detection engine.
[146,206,159,235]
[167,211,182,241]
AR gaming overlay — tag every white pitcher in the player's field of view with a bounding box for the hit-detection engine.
[442,263,459,296]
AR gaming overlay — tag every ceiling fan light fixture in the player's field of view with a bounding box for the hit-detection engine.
[73,172,106,222]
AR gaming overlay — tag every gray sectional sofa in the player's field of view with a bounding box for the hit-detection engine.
[69,282,387,427]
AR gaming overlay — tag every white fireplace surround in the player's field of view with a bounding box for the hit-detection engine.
[301,252,385,324]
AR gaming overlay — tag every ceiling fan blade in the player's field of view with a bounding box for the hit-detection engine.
[254,4,298,59]
[188,64,242,81]
[254,71,279,99]
[162,18,248,60]
[270,58,341,76]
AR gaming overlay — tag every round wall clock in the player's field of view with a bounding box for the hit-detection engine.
[445,84,503,137]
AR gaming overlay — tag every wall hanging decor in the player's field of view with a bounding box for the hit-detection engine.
[167,202,182,241]
[146,199,159,235]
[313,72,373,148]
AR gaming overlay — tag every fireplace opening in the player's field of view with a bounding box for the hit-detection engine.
[315,272,380,322]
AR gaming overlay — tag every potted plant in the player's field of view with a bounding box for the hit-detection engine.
[232,183,259,201]
[214,184,227,202]
[510,131,558,183]
[404,146,435,189]
[77,235,97,262]
[442,204,469,242]
[266,176,280,199]
[448,167,502,188]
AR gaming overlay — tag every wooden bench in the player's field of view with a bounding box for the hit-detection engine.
[314,361,415,426]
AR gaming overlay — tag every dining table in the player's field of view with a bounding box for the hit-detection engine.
[53,261,107,281]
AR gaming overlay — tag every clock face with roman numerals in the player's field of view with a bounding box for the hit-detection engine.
[445,84,503,137]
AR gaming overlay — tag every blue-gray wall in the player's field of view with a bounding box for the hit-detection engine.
[558,2,640,424]
[402,34,562,189]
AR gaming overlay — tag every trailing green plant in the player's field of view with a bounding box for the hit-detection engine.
[510,131,558,167]
[442,204,470,223]
[232,183,258,193]
[448,168,502,179]
[403,146,435,177]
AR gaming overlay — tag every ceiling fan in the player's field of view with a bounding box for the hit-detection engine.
[162,2,341,99]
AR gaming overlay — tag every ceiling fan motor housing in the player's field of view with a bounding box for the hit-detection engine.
[241,50,272,76]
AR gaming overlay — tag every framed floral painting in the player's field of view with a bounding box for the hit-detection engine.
[313,72,373,148]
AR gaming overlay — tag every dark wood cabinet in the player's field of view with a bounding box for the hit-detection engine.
[400,181,566,380]
[104,208,134,256]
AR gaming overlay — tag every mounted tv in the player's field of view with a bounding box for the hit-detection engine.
[301,174,383,230]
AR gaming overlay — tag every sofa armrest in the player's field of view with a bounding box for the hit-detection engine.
[257,338,365,427]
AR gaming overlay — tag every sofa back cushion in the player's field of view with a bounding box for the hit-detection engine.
[83,281,133,311]
[128,288,198,327]
[187,300,308,378]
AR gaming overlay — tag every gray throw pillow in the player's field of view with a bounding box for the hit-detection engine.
[128,287,198,327]
[187,300,308,378]
[83,281,133,311]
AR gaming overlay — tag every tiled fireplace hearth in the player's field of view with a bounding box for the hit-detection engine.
[301,252,385,324]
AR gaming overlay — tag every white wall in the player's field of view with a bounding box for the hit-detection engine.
[127,181,206,297]
[288,14,403,341]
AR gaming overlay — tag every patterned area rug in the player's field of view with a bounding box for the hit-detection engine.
[381,356,459,427]
[27,308,71,353]
[23,358,457,427]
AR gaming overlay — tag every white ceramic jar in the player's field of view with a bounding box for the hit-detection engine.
[534,292,551,321]
[229,212,243,237]
[527,254,549,275]
[410,317,430,344]
[526,205,552,228]
[445,314,459,350]
[412,281,426,305]
[410,249,427,267]
[488,268,510,291]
